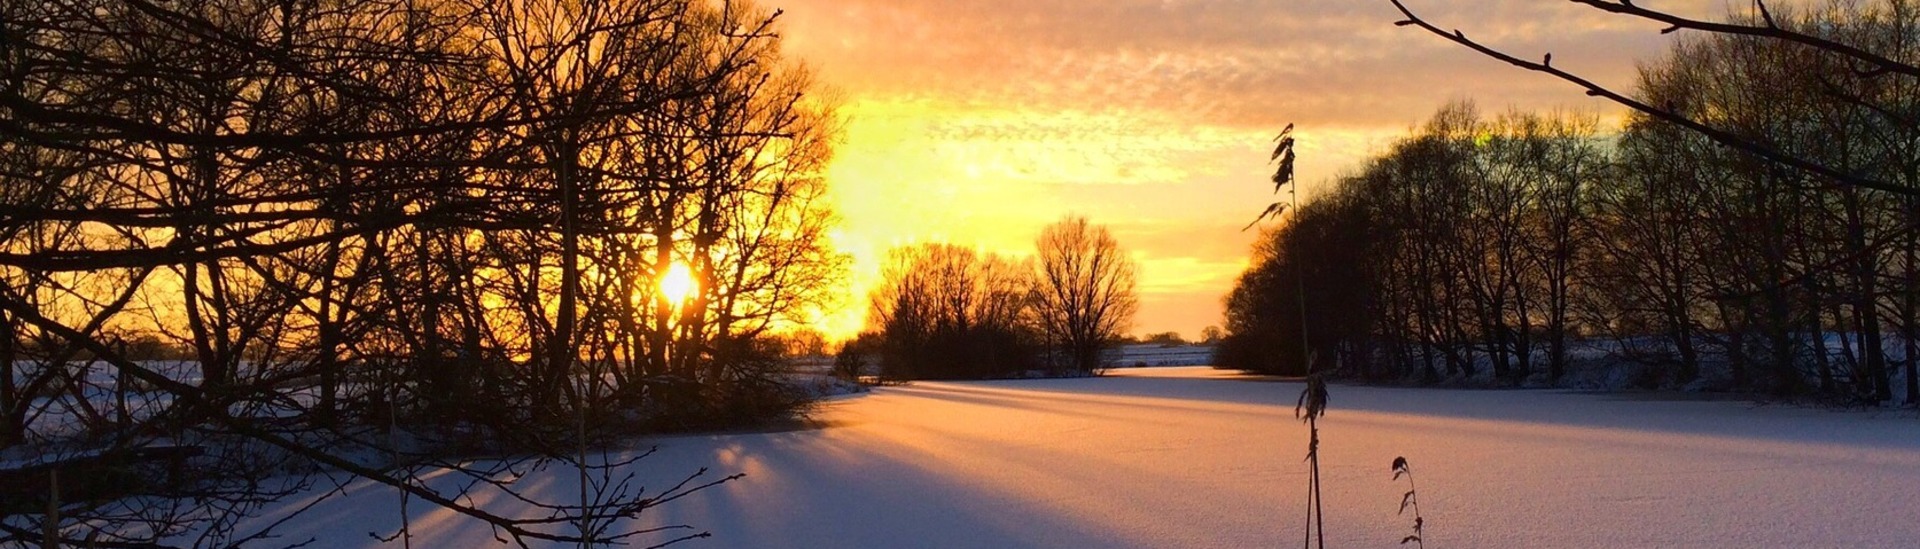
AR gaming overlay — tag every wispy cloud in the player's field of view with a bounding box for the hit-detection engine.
[780,0,1725,338]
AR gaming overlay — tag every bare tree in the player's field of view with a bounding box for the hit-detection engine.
[1033,216,1139,374]
[0,0,837,545]
[1384,0,1919,196]
[1360,0,1920,402]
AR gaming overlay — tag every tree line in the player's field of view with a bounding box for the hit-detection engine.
[851,216,1140,380]
[1,0,838,545]
[1224,0,1920,406]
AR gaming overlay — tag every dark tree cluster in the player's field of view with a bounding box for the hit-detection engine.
[862,216,1139,380]
[1225,105,1603,383]
[866,243,1037,379]
[1226,1,1920,405]
[0,0,841,545]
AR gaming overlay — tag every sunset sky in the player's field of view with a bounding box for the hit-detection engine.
[776,0,1727,340]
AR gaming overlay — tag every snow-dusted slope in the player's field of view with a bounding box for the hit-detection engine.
[271,367,1920,548]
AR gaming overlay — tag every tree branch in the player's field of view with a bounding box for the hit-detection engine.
[1566,0,1920,78]
[1387,0,1918,197]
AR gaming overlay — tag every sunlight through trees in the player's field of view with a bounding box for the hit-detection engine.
[0,0,842,544]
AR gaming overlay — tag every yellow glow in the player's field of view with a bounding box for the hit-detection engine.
[770,0,1656,343]
[775,4,1435,342]
[799,98,1286,341]
[660,262,697,306]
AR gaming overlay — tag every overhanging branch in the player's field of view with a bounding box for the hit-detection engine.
[1567,0,1920,78]
[1386,0,1919,197]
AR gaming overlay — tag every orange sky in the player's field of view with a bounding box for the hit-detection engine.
[774,0,1726,340]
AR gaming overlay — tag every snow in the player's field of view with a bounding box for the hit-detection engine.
[1410,333,1915,402]
[249,366,1919,548]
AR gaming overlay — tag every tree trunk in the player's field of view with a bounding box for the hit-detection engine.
[1905,192,1919,404]
[1810,309,1834,394]
[416,229,444,417]
[648,213,676,379]
[0,307,17,447]
[318,236,342,426]
[1671,310,1700,385]
[43,469,58,549]
[549,139,581,408]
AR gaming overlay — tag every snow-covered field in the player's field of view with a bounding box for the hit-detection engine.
[260,366,1920,548]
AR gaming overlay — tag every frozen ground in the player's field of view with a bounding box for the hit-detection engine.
[263,366,1920,548]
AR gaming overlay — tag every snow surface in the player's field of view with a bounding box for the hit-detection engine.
[256,367,1920,548]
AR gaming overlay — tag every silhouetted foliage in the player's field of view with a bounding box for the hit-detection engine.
[1138,332,1188,345]
[1234,1,1919,404]
[0,0,840,545]
[1219,170,1384,378]
[865,217,1140,380]
[1378,0,1920,402]
[1200,325,1227,344]
[867,244,1040,379]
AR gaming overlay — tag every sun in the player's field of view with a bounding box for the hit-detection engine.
[659,261,697,305]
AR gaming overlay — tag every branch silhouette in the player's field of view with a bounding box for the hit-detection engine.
[1385,0,1919,197]
[1565,0,1920,78]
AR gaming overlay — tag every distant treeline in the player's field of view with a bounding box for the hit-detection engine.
[1222,1,1920,405]
[846,217,1139,380]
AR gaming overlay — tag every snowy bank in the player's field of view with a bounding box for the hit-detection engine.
[238,367,1919,548]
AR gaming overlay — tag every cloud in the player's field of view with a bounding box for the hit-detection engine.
[780,0,1732,127]
[775,0,1738,338]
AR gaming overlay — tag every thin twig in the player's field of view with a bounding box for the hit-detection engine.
[1386,0,1918,197]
